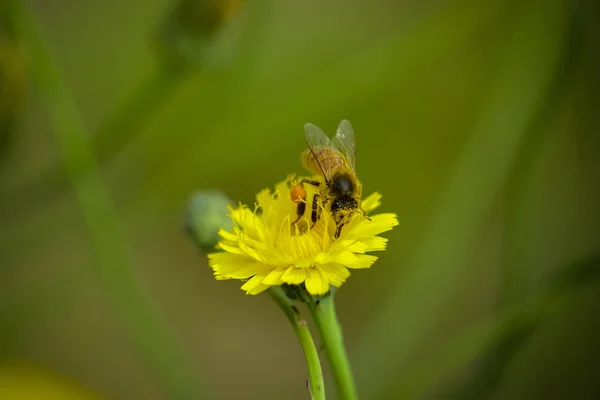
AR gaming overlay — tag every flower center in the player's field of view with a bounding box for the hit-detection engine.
[258,179,335,262]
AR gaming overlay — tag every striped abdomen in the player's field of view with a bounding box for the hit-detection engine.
[301,147,348,180]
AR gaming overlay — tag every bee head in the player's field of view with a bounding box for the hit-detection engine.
[331,197,358,222]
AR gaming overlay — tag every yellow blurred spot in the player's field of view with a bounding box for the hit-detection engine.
[0,359,103,400]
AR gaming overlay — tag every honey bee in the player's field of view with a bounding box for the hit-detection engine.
[290,119,364,238]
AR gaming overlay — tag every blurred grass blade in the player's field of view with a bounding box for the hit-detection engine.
[452,322,537,400]
[98,0,248,160]
[393,252,600,398]
[501,1,586,307]
[9,1,208,398]
[0,268,88,346]
[0,4,27,165]
[0,0,257,226]
[459,5,585,397]
[353,0,568,396]
[387,302,542,399]
[92,66,189,163]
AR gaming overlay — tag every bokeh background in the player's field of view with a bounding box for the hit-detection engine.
[1,0,600,399]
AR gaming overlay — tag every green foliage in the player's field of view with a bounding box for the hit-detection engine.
[1,0,599,398]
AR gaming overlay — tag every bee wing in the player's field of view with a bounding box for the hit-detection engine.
[304,122,338,181]
[332,119,356,171]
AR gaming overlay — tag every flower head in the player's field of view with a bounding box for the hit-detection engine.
[208,176,398,296]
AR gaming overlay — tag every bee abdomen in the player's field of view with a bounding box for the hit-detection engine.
[302,147,347,177]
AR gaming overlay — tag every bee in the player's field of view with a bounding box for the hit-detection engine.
[290,119,364,238]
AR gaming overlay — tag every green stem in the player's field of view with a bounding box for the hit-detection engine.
[307,292,359,400]
[268,287,325,400]
[12,2,206,398]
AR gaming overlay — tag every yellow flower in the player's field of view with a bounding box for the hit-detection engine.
[208,176,398,296]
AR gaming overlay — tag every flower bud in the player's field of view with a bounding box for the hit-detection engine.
[154,0,245,69]
[185,190,234,253]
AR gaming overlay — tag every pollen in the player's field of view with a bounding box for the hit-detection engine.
[290,183,307,203]
[208,176,398,296]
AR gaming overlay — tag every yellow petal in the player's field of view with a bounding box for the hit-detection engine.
[262,268,286,285]
[229,206,251,226]
[214,262,271,280]
[238,238,267,263]
[241,271,271,294]
[218,229,238,241]
[239,233,268,252]
[361,192,382,213]
[231,207,265,241]
[305,267,329,295]
[208,252,252,268]
[339,240,367,253]
[209,251,271,280]
[218,239,238,249]
[274,179,292,198]
[359,236,388,252]
[347,254,378,269]
[255,188,274,210]
[281,267,306,284]
[350,213,398,237]
[295,258,313,269]
[330,248,358,266]
[273,179,299,217]
[335,239,357,247]
[321,263,350,287]
[314,252,332,264]
[248,283,270,295]
[217,241,244,255]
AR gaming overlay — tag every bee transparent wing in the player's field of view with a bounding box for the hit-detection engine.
[332,119,356,171]
[304,122,337,181]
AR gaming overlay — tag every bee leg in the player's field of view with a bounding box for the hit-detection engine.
[335,222,346,238]
[360,207,372,221]
[291,201,306,225]
[300,179,321,188]
[290,181,310,225]
[293,179,321,228]
[310,193,320,229]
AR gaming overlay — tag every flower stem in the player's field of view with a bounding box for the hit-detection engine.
[308,292,359,400]
[267,288,326,400]
[11,2,206,398]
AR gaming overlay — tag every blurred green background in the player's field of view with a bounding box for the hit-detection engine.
[1,0,600,399]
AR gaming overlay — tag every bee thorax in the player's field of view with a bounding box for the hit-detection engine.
[330,173,355,196]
